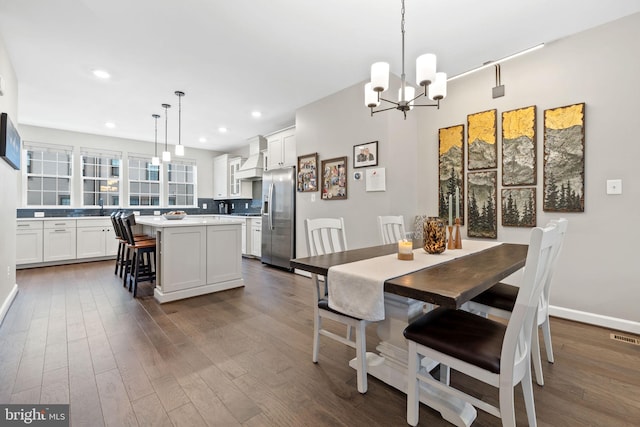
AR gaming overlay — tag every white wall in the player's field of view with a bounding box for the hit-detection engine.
[18,125,221,204]
[295,13,640,331]
[0,34,19,323]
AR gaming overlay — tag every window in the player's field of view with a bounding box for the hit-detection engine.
[167,160,197,206]
[81,149,122,206]
[128,155,160,206]
[24,143,72,206]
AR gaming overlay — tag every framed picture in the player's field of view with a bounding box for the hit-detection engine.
[502,188,536,227]
[467,109,497,170]
[543,102,585,212]
[297,152,318,192]
[1,112,21,170]
[502,105,537,186]
[321,156,348,200]
[438,124,465,225]
[467,170,497,239]
[353,141,378,168]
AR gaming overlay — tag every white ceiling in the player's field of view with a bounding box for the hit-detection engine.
[1,0,639,152]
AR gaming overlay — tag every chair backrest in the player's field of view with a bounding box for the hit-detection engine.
[119,212,136,246]
[304,217,347,256]
[501,223,561,380]
[110,211,124,240]
[377,215,407,245]
[538,218,568,319]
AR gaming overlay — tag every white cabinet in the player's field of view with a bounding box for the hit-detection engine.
[214,154,252,200]
[213,154,229,200]
[43,219,77,262]
[16,220,43,265]
[206,224,242,284]
[267,127,296,170]
[229,157,253,199]
[251,219,262,258]
[76,218,118,259]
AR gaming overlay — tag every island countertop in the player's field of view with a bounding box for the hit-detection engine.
[135,215,243,227]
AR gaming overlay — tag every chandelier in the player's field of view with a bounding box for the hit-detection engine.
[161,103,171,162]
[151,113,161,166]
[364,0,447,119]
[174,90,185,156]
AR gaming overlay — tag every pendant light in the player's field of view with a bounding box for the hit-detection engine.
[161,103,171,162]
[174,90,185,156]
[151,113,161,166]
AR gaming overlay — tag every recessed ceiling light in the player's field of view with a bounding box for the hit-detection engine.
[93,69,111,79]
[105,122,115,128]
[251,111,262,118]
[218,127,228,133]
[199,137,207,143]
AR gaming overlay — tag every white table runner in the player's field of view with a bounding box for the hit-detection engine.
[327,240,501,321]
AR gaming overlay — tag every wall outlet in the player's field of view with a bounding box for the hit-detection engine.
[203,203,207,209]
[34,211,45,218]
[606,179,622,195]
[245,202,249,209]
[154,210,161,216]
[133,211,141,216]
[231,203,235,209]
[7,266,10,277]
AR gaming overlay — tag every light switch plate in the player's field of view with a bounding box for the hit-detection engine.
[606,179,622,195]
[34,211,45,218]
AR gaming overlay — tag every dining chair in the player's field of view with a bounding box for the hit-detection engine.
[304,217,370,394]
[466,218,568,386]
[403,223,561,427]
[377,215,407,245]
[120,213,157,297]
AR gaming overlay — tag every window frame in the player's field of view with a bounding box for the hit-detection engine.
[166,159,198,207]
[22,142,74,207]
[80,148,122,207]
[127,154,162,207]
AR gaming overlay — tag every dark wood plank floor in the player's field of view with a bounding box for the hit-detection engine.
[1,259,639,426]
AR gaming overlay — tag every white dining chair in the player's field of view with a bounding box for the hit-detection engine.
[466,218,568,386]
[304,217,370,393]
[377,215,407,245]
[404,223,561,427]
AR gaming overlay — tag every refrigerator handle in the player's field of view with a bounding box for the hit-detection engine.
[268,183,274,230]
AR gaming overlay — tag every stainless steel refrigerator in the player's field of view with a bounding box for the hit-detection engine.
[261,166,296,270]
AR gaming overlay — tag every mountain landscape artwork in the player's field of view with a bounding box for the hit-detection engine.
[438,124,464,225]
[467,109,497,170]
[502,106,537,186]
[502,187,536,227]
[543,103,585,212]
[467,171,497,239]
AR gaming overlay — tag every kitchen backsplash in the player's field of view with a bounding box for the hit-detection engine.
[17,197,262,218]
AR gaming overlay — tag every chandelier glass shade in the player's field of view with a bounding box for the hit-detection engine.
[364,0,447,119]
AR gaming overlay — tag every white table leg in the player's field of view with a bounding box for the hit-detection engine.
[348,292,477,427]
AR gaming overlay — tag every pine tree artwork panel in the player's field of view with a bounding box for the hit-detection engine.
[502,105,537,186]
[467,170,498,239]
[501,188,536,227]
[438,124,465,225]
[543,103,585,212]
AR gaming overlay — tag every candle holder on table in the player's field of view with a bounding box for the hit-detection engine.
[397,239,414,260]
[447,225,455,250]
[454,218,462,249]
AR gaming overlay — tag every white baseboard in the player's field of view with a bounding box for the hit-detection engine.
[0,284,19,326]
[550,305,640,335]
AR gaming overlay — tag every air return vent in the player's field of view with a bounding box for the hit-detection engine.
[610,333,640,346]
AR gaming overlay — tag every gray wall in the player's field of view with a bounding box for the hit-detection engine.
[0,34,19,322]
[296,13,640,331]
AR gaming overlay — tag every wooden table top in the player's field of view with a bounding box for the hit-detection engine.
[290,243,528,309]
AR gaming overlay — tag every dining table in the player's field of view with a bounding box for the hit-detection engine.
[290,240,528,427]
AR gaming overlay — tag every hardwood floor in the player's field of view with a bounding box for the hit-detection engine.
[2,259,639,426]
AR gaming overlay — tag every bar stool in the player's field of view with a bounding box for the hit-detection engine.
[120,213,156,297]
[110,211,126,276]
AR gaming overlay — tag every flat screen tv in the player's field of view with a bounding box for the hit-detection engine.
[1,112,21,170]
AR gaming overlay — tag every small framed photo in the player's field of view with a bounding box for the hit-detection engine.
[353,141,378,168]
[297,152,318,192]
[321,156,348,200]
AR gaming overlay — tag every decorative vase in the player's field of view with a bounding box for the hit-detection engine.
[423,217,446,254]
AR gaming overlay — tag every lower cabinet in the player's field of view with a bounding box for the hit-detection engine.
[77,219,118,259]
[207,224,242,284]
[16,220,43,264]
[44,220,77,262]
[251,219,262,258]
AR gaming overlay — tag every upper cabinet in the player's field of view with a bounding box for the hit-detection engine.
[266,127,296,170]
[213,154,252,200]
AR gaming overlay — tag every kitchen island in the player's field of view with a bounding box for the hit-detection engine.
[136,216,244,303]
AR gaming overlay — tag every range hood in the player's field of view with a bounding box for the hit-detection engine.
[236,135,267,180]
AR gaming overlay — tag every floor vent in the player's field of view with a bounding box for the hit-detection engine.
[610,333,640,346]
